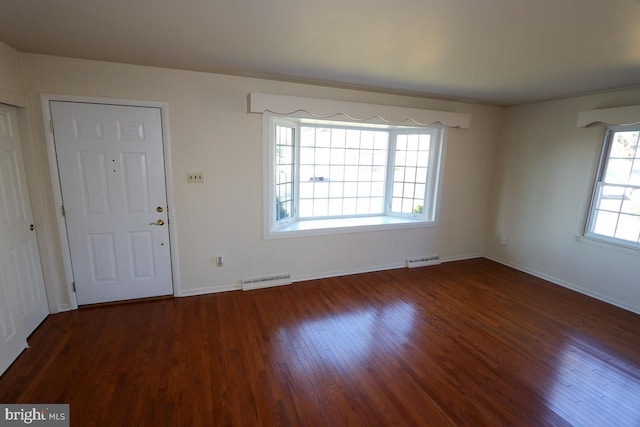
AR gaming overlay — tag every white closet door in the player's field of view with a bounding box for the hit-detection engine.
[0,103,49,375]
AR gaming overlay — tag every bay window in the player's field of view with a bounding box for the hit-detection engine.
[266,115,446,238]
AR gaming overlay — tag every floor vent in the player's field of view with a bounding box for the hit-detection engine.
[406,255,441,268]
[242,274,292,291]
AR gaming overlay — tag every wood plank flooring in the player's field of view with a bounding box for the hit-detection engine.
[1,258,640,426]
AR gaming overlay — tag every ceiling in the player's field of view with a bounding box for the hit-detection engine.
[2,0,640,105]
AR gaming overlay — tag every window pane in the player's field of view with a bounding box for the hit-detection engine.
[358,183,371,197]
[374,132,388,150]
[416,167,428,183]
[301,127,315,146]
[299,165,314,182]
[371,166,385,181]
[299,199,313,217]
[615,214,640,242]
[314,165,330,180]
[610,131,639,158]
[392,197,402,212]
[596,185,624,212]
[356,198,370,214]
[371,182,385,197]
[343,198,357,215]
[370,197,384,212]
[605,159,633,184]
[299,182,313,199]
[406,167,417,182]
[314,182,329,198]
[316,147,331,164]
[331,129,346,148]
[592,210,618,237]
[396,135,407,150]
[418,134,431,151]
[316,129,330,147]
[621,188,640,214]
[329,182,344,198]
[394,167,405,182]
[360,131,374,149]
[328,199,343,216]
[631,160,640,185]
[403,183,415,199]
[346,130,360,149]
[331,148,346,164]
[344,182,358,197]
[358,167,372,181]
[313,199,328,216]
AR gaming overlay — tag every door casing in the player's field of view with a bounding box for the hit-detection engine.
[41,94,181,309]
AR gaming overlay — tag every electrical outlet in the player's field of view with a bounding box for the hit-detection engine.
[187,172,204,183]
[500,236,508,246]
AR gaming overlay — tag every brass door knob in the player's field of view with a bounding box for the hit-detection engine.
[150,219,165,226]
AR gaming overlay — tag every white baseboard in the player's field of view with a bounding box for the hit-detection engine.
[292,262,405,283]
[179,282,241,297]
[441,253,484,263]
[485,255,640,316]
[176,254,486,297]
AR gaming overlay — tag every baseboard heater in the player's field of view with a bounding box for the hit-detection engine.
[406,255,441,268]
[241,273,292,291]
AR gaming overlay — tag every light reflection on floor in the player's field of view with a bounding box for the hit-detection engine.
[275,302,418,375]
[546,338,640,426]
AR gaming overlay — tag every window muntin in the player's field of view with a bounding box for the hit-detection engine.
[268,116,445,235]
[586,126,640,248]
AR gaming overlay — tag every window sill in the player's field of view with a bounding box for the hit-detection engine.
[266,216,436,239]
[575,234,640,255]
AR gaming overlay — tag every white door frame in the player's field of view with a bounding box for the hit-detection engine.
[40,94,181,309]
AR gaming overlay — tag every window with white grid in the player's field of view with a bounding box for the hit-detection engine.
[391,133,432,216]
[275,124,295,222]
[266,116,445,236]
[299,126,389,218]
[586,125,640,248]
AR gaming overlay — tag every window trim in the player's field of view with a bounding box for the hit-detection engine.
[584,124,640,250]
[263,112,448,239]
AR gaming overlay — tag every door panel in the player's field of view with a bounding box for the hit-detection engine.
[51,101,173,305]
[0,103,49,375]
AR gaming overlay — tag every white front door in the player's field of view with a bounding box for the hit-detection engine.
[50,101,173,305]
[0,103,49,375]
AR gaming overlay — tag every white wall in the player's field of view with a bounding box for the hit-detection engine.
[19,54,502,303]
[486,88,640,314]
[0,42,24,106]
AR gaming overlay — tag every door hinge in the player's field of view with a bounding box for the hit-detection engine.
[49,120,54,134]
[72,282,76,292]
[61,205,65,217]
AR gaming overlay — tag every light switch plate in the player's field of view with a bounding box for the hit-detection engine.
[187,172,204,183]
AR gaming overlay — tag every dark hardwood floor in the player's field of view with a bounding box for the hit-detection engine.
[1,258,640,426]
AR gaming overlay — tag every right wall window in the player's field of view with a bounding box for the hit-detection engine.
[586,125,640,248]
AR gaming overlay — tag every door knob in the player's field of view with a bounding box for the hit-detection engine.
[150,219,165,226]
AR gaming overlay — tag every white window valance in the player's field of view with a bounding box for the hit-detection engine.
[577,105,640,127]
[248,93,471,128]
